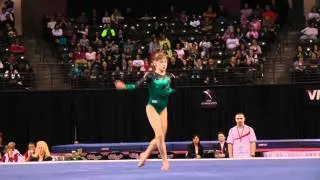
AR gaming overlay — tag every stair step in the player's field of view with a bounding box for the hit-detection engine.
[287,31,300,36]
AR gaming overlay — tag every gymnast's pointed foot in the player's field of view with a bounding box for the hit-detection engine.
[160,160,170,171]
[137,152,147,167]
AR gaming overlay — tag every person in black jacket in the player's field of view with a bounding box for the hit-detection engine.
[213,132,228,158]
[186,135,204,159]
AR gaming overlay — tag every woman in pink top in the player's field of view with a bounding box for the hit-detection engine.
[227,113,257,158]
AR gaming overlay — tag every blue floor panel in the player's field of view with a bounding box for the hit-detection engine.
[1,159,319,180]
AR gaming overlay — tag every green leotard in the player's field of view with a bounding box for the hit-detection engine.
[125,72,175,114]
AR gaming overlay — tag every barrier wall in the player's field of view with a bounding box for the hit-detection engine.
[0,84,319,150]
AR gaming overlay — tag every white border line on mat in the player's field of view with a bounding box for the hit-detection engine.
[0,157,319,166]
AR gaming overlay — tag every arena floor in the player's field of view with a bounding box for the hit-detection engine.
[1,157,319,180]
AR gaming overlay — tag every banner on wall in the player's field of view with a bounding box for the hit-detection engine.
[305,88,320,105]
[200,89,218,108]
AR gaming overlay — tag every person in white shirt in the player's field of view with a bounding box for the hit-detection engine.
[226,34,240,50]
[52,25,63,37]
[300,23,318,41]
[0,8,13,23]
[189,14,201,28]
[47,16,57,30]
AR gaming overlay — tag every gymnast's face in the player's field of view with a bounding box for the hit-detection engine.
[154,57,168,73]
[235,114,245,126]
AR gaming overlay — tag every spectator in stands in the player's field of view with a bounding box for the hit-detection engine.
[246,26,259,40]
[24,142,36,161]
[226,34,240,50]
[186,135,204,159]
[161,43,173,57]
[223,26,234,41]
[29,141,52,161]
[101,23,116,40]
[141,58,152,72]
[174,43,185,59]
[293,56,306,72]
[300,23,318,42]
[10,40,26,54]
[78,24,89,36]
[235,27,244,40]
[85,46,97,62]
[312,44,320,58]
[76,12,88,24]
[0,7,14,25]
[111,8,123,23]
[227,113,257,158]
[295,46,306,60]
[102,11,111,24]
[79,34,90,47]
[249,40,262,55]
[201,17,213,34]
[310,52,319,70]
[254,4,263,18]
[69,63,83,79]
[2,142,22,162]
[240,3,253,17]
[159,34,171,50]
[148,37,160,57]
[73,46,86,64]
[4,0,14,13]
[213,132,228,158]
[7,53,16,64]
[52,24,63,38]
[308,7,320,21]
[47,16,56,30]
[168,53,183,70]
[203,6,216,20]
[189,14,201,28]
[4,64,22,85]
[262,5,277,29]
[180,11,188,24]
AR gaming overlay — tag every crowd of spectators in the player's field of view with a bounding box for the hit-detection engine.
[294,7,320,82]
[44,3,280,88]
[0,0,34,90]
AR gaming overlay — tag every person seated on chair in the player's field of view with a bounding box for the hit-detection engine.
[213,132,228,158]
[24,142,36,161]
[29,141,52,162]
[2,142,22,162]
[186,135,204,159]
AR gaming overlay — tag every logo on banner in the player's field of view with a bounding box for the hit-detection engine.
[201,89,218,108]
[307,89,320,101]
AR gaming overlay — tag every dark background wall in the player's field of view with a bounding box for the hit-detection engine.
[1,85,319,151]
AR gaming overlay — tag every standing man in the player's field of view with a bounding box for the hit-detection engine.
[227,113,257,158]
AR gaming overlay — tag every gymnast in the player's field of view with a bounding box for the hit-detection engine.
[114,52,175,171]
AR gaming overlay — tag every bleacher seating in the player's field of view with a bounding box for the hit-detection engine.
[44,4,281,89]
[0,1,34,90]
